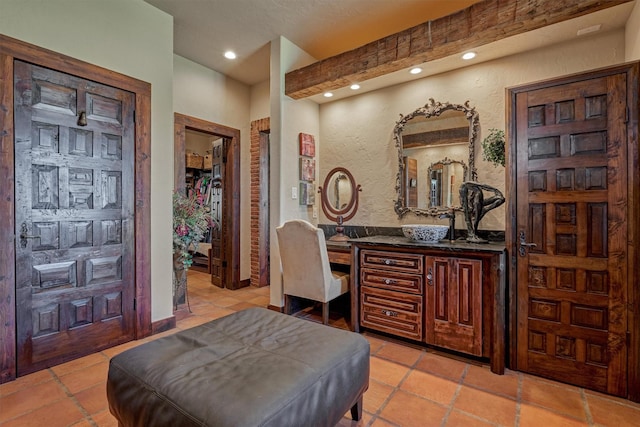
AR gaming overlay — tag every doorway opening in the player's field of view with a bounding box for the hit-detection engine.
[174,113,241,290]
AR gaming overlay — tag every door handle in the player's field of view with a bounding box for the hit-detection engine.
[519,230,537,257]
[20,222,40,248]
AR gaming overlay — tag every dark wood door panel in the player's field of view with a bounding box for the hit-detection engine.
[514,71,628,396]
[425,256,482,356]
[210,137,224,287]
[14,60,135,375]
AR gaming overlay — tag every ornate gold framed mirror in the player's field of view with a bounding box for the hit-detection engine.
[393,99,479,218]
[319,167,362,241]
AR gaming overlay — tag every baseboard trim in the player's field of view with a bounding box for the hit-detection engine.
[151,315,176,334]
[267,305,283,313]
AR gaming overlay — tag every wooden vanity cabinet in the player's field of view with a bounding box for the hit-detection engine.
[359,250,423,340]
[350,236,506,374]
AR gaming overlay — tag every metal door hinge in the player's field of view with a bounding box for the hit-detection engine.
[133,110,136,123]
[222,260,228,268]
[133,298,137,311]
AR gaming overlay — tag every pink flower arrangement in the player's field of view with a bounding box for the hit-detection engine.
[173,191,212,269]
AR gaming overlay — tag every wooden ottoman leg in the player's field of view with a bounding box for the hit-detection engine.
[350,395,363,421]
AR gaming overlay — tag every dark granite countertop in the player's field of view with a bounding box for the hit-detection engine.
[348,235,506,253]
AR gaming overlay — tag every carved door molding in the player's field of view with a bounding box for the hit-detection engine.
[507,62,640,400]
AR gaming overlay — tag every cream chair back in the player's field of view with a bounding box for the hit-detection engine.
[276,219,335,302]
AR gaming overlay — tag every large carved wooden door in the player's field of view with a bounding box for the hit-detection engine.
[209,138,225,287]
[14,61,135,375]
[513,72,628,396]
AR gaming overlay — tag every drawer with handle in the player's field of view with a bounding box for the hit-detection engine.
[360,286,423,340]
[360,249,423,274]
[360,268,422,294]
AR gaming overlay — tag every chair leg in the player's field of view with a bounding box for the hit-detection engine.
[322,302,329,325]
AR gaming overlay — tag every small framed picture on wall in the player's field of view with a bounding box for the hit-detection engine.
[299,182,315,206]
[300,157,315,182]
[299,133,315,157]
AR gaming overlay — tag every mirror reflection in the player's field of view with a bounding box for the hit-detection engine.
[394,99,479,218]
[327,171,353,211]
[319,167,361,241]
[427,158,467,208]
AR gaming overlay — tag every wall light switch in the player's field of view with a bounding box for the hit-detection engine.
[291,186,298,199]
[312,206,318,218]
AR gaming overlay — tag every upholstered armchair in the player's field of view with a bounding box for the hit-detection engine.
[276,219,349,325]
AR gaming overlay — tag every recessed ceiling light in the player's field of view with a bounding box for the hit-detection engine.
[224,51,237,59]
[350,84,360,90]
[323,92,334,98]
[410,67,422,75]
[462,52,476,60]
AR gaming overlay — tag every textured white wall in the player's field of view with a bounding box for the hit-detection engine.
[320,29,626,232]
[0,0,175,321]
[626,1,640,61]
[269,36,319,307]
[250,80,271,122]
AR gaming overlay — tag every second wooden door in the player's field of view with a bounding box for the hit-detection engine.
[511,68,630,396]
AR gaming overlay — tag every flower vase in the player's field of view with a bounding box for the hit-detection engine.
[173,253,187,310]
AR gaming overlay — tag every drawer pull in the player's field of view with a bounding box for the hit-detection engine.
[384,278,396,285]
[427,267,433,286]
[384,259,392,265]
[381,309,398,317]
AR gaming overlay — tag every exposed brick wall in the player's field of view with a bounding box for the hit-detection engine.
[250,118,270,287]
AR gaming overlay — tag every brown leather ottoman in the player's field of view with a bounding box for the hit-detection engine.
[107,307,369,427]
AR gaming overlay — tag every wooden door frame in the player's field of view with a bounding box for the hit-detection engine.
[0,34,152,383]
[506,61,640,400]
[174,113,241,290]
[257,129,270,287]
[250,118,270,287]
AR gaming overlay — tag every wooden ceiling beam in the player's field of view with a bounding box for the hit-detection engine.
[285,0,632,99]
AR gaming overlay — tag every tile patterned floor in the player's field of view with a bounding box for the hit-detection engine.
[2,270,640,426]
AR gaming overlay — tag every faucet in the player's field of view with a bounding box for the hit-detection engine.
[439,208,456,242]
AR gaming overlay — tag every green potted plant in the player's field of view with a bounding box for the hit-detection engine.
[172,191,212,310]
[481,128,506,168]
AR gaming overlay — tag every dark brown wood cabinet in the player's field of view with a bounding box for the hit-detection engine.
[425,256,482,356]
[360,249,423,340]
[351,236,506,374]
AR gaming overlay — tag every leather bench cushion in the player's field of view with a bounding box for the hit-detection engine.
[107,307,370,427]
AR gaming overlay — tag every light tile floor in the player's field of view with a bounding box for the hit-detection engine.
[2,270,640,426]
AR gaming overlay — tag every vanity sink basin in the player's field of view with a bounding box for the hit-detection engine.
[402,224,449,242]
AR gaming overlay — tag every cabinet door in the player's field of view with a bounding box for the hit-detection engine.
[425,256,482,356]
